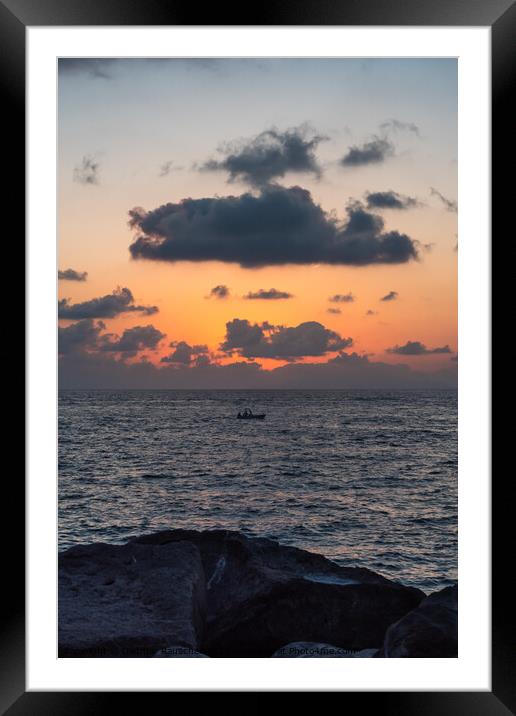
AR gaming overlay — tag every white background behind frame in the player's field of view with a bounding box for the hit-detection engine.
[27,26,490,691]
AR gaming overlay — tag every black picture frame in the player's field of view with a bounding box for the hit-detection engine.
[7,0,511,709]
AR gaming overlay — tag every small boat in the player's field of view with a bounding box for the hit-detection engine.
[237,409,265,420]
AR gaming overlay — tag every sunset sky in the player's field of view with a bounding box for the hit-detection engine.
[58,58,457,389]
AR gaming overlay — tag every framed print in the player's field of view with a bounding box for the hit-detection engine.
[7,0,511,708]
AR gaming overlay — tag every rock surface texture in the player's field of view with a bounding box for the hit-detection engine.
[380,584,458,657]
[59,540,206,657]
[133,529,424,656]
[58,529,454,658]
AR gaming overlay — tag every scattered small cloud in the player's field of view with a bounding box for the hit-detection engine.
[58,287,158,319]
[329,293,355,304]
[365,190,419,210]
[73,156,100,185]
[380,291,398,302]
[58,268,88,282]
[386,340,452,356]
[366,309,377,316]
[244,288,293,300]
[340,137,395,167]
[430,187,457,213]
[159,160,182,177]
[208,285,230,299]
[200,125,327,187]
[327,308,342,315]
[379,119,420,137]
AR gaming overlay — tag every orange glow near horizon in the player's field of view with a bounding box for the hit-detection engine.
[58,247,457,372]
[58,58,457,381]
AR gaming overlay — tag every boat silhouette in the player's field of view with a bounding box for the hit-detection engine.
[237,408,265,420]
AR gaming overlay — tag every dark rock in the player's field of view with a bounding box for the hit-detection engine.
[59,540,206,657]
[132,529,424,657]
[380,584,458,657]
[272,642,379,658]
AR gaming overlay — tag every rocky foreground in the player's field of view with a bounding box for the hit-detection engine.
[59,529,457,658]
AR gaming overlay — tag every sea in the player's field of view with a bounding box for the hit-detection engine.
[58,389,457,593]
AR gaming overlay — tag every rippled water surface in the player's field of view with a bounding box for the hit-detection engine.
[59,389,457,592]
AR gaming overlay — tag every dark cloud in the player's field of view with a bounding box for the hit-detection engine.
[327,308,341,315]
[58,268,88,282]
[59,58,224,80]
[200,126,326,187]
[244,288,293,300]
[340,137,394,167]
[57,316,456,391]
[220,318,352,360]
[161,341,191,365]
[430,187,458,213]
[59,350,262,390]
[379,119,420,137]
[366,309,377,316]
[329,293,354,303]
[365,191,419,210]
[270,351,456,389]
[129,186,419,268]
[58,287,158,319]
[59,319,164,358]
[73,156,100,185]
[99,325,165,356]
[380,291,398,302]
[58,319,105,355]
[59,348,457,390]
[59,58,116,79]
[160,341,210,365]
[386,340,452,356]
[209,285,230,299]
